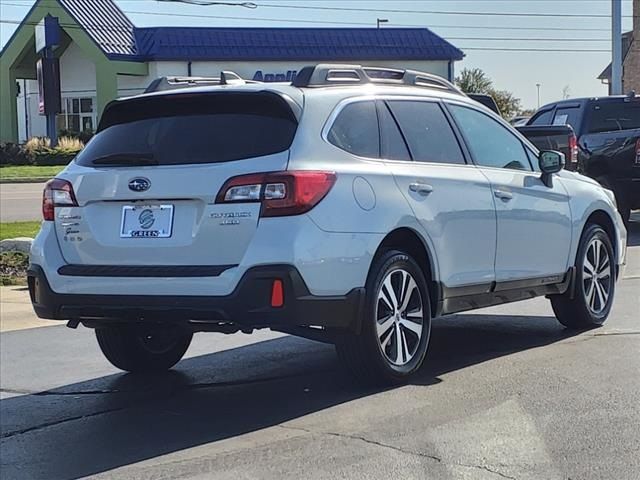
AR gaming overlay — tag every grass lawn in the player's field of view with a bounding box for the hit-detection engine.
[0,165,64,181]
[0,221,41,241]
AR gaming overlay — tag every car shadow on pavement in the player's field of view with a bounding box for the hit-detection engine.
[1,313,582,480]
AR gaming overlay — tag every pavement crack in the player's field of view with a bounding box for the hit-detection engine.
[277,424,443,463]
[457,463,517,480]
[278,425,516,479]
[0,406,127,439]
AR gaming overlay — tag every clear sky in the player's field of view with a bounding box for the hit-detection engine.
[0,0,634,110]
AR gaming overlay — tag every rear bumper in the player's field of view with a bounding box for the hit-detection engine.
[27,264,363,332]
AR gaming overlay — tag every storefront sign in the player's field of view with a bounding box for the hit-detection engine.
[37,57,61,115]
[252,70,298,82]
[35,16,60,54]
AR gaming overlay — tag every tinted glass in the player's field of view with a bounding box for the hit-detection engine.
[76,93,297,167]
[587,101,640,133]
[388,101,465,164]
[378,102,411,161]
[530,109,554,125]
[327,101,380,158]
[449,104,532,171]
[553,106,581,129]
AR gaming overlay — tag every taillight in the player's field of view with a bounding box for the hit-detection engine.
[216,171,336,217]
[43,178,78,221]
[569,134,578,164]
[635,138,640,165]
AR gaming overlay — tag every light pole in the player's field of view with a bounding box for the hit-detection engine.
[611,0,623,94]
[377,18,389,29]
[536,83,541,109]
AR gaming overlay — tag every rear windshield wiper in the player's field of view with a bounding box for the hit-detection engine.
[91,153,158,166]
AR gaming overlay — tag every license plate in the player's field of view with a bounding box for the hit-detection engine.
[120,205,174,238]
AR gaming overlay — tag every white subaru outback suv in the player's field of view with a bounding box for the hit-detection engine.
[29,65,627,385]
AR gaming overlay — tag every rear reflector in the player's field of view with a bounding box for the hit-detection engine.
[271,279,284,308]
[216,171,336,217]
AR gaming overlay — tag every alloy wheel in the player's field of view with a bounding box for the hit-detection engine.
[582,238,612,315]
[375,269,424,366]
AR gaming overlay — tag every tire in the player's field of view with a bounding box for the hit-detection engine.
[96,324,193,373]
[336,250,432,386]
[550,224,616,329]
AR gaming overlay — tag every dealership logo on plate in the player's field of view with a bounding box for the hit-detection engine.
[138,209,155,229]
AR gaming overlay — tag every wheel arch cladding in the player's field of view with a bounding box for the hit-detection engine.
[373,227,439,318]
[585,209,617,258]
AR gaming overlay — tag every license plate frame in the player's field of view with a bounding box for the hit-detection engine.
[120,204,174,238]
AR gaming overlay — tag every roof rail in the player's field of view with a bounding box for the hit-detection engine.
[292,64,463,95]
[144,72,257,93]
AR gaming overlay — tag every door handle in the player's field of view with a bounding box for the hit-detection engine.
[409,182,434,196]
[494,189,513,201]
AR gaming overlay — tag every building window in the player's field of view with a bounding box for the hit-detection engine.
[57,97,95,134]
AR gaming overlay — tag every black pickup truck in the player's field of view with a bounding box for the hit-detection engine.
[524,95,640,224]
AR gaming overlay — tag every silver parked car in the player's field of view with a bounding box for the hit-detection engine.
[29,65,627,385]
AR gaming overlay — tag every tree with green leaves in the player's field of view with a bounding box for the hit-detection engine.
[455,68,493,95]
[455,68,522,119]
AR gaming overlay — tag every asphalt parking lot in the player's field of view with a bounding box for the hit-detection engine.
[1,217,638,480]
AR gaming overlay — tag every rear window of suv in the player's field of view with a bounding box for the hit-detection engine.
[76,92,298,167]
[587,101,640,133]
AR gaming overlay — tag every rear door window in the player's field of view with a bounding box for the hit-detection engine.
[553,106,582,130]
[387,100,465,165]
[587,101,640,133]
[327,101,380,158]
[76,92,298,167]
[529,108,554,125]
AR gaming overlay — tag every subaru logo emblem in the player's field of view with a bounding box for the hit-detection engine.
[128,177,150,192]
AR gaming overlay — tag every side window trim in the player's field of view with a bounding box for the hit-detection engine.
[376,99,414,161]
[442,100,534,172]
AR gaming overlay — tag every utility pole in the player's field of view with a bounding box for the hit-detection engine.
[536,83,541,108]
[377,18,388,29]
[612,0,623,95]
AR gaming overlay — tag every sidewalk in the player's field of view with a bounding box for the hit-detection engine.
[0,286,57,332]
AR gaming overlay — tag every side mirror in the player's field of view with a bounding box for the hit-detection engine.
[539,150,565,187]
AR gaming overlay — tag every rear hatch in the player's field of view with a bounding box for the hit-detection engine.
[55,90,299,267]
